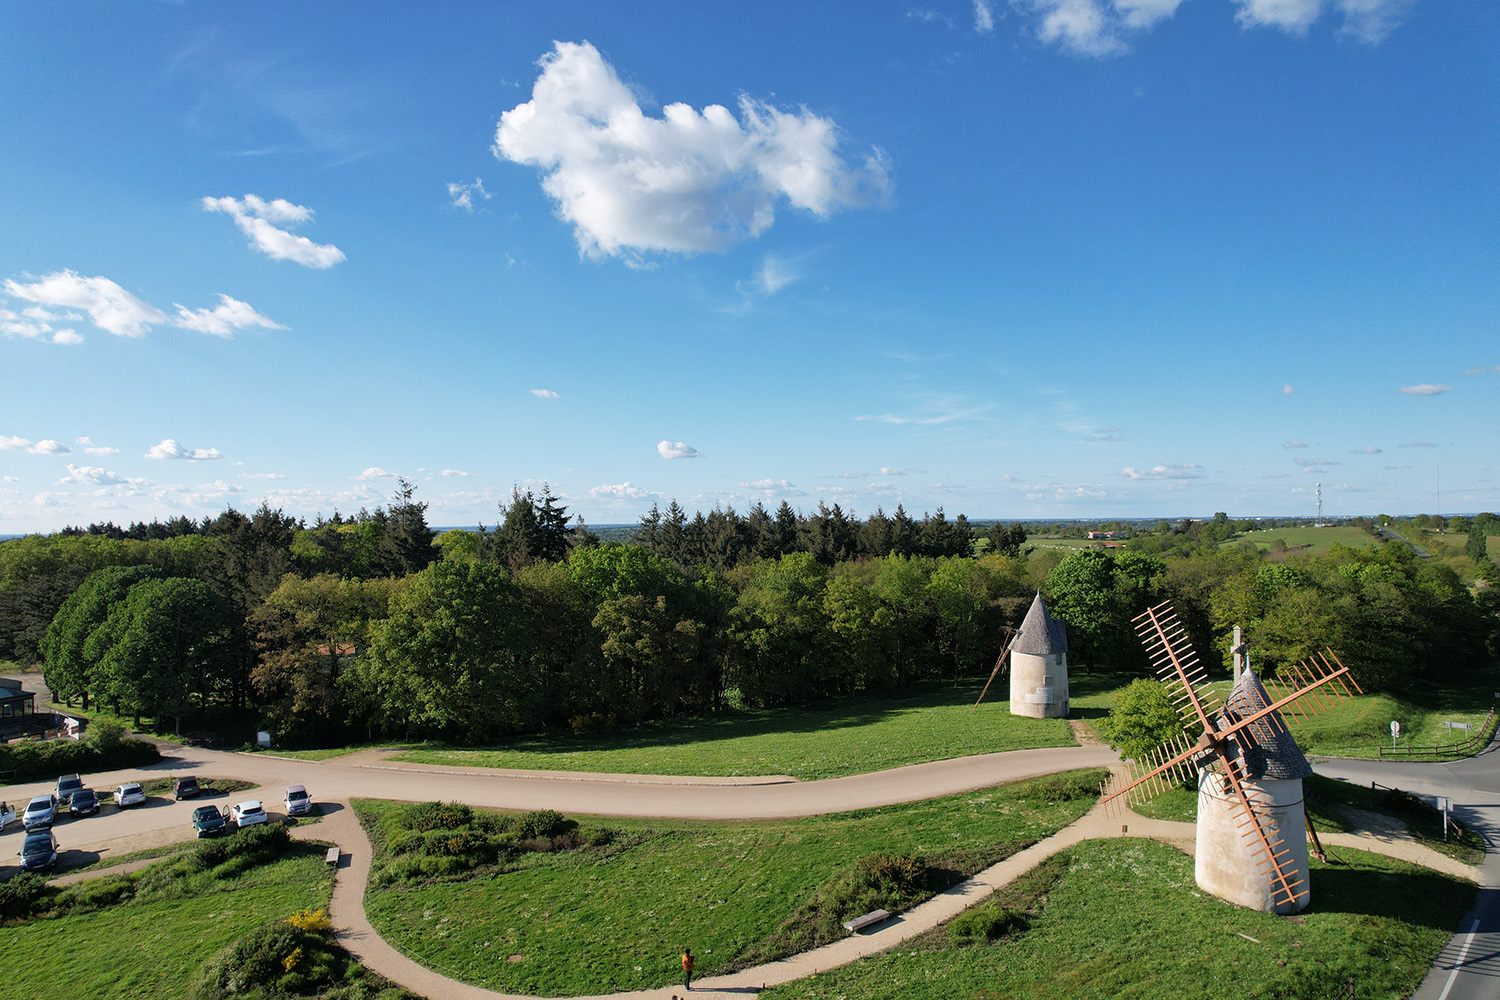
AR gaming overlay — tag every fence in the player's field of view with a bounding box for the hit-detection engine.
[1378,706,1497,759]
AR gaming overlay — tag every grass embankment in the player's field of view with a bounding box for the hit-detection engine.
[357,769,1105,996]
[1132,773,1486,865]
[761,838,1475,1000]
[384,682,1075,780]
[0,846,331,1000]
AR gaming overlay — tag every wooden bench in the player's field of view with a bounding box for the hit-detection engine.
[325,847,341,867]
[842,909,890,933]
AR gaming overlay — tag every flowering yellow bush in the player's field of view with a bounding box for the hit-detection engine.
[286,907,332,934]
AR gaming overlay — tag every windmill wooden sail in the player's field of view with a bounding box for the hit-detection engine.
[1100,601,1362,911]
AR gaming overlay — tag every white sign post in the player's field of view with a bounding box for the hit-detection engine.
[1437,796,1452,841]
[1391,720,1400,750]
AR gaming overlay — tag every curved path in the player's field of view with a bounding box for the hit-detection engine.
[2,742,1482,1000]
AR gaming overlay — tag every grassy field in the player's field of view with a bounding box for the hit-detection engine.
[358,770,1104,996]
[1223,525,1378,556]
[760,838,1475,1000]
[0,849,332,1000]
[385,683,1075,780]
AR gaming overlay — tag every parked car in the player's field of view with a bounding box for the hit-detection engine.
[18,829,59,872]
[230,800,267,827]
[68,788,100,817]
[113,783,146,807]
[54,774,84,804]
[22,794,56,830]
[283,785,313,817]
[173,776,201,800]
[191,805,227,837]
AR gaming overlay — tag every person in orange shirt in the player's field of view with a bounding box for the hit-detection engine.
[682,947,695,990]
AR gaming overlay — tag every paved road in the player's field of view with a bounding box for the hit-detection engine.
[1315,743,1500,1000]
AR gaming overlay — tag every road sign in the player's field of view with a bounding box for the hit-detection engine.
[1391,720,1400,749]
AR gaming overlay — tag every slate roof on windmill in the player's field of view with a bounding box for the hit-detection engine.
[1221,669,1313,781]
[1012,592,1068,655]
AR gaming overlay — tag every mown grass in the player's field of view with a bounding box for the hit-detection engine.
[761,837,1475,1000]
[1131,773,1486,865]
[358,769,1105,996]
[387,682,1076,780]
[0,849,331,1000]
[1222,525,1379,555]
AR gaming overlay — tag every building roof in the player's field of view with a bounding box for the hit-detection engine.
[1012,592,1068,656]
[1221,669,1313,781]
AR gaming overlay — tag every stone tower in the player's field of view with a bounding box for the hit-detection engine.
[1009,592,1069,718]
[1195,669,1313,914]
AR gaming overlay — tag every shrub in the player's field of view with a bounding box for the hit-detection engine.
[0,872,50,920]
[853,852,927,897]
[191,821,293,875]
[404,801,474,832]
[516,809,573,839]
[948,904,1030,945]
[194,908,349,1000]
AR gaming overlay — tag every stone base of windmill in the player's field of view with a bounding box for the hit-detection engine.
[1195,772,1310,915]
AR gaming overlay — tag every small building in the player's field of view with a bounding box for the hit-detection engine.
[0,682,42,742]
[1009,593,1069,718]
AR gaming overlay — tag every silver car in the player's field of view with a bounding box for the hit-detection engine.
[22,794,56,830]
[113,783,146,807]
[283,785,313,817]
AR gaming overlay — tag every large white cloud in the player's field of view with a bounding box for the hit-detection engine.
[203,195,346,268]
[145,439,223,461]
[4,270,165,337]
[658,440,702,460]
[494,41,892,261]
[172,294,286,338]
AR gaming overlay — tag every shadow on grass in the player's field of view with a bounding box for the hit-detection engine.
[1311,862,1477,930]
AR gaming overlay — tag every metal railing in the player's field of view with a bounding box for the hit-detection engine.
[1378,706,1497,759]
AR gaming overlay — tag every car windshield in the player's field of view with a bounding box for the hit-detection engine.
[195,807,218,819]
[23,838,51,854]
[59,779,81,790]
[74,791,95,802]
[288,790,307,801]
[27,799,50,812]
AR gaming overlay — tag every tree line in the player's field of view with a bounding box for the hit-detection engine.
[2,488,1497,748]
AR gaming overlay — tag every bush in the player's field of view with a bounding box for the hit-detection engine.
[516,809,573,839]
[948,903,1030,944]
[0,729,158,781]
[403,801,473,832]
[194,909,348,1000]
[0,872,50,920]
[192,821,293,875]
[853,852,927,898]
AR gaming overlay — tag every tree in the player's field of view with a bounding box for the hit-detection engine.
[1047,550,1120,671]
[382,478,437,576]
[1100,678,1196,761]
[987,522,1028,558]
[39,564,159,710]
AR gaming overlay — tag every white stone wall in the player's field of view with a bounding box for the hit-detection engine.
[1195,771,1310,914]
[1008,650,1069,718]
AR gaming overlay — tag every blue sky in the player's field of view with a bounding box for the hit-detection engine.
[2,1,1495,534]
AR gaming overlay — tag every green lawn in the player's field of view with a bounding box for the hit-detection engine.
[1223,526,1378,556]
[358,770,1104,996]
[0,851,332,1000]
[387,683,1076,780]
[761,838,1475,1000]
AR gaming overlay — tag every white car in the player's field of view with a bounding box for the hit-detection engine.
[230,800,268,827]
[113,783,146,808]
[284,785,313,817]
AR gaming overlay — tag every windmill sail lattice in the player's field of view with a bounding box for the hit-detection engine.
[1100,601,1363,909]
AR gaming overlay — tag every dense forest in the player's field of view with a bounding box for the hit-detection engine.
[1,484,1497,748]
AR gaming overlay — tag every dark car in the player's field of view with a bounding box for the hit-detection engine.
[55,774,84,804]
[18,829,59,871]
[69,788,100,817]
[174,776,201,800]
[192,805,227,837]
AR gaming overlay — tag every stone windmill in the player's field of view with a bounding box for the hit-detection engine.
[1100,601,1362,913]
[971,592,1069,718]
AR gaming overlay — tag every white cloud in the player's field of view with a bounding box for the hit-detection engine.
[880,467,910,476]
[1024,0,1126,56]
[590,481,656,501]
[741,478,801,492]
[1113,0,1188,28]
[657,440,702,460]
[1281,383,1295,395]
[754,256,800,295]
[242,472,287,480]
[202,195,346,268]
[1284,440,1308,449]
[1399,440,1438,448]
[1400,383,1452,396]
[145,439,223,461]
[1354,446,1383,454]
[172,294,286,338]
[1121,462,1203,480]
[441,469,476,478]
[1232,0,1415,41]
[447,178,492,212]
[530,388,561,399]
[908,7,956,27]
[4,270,166,337]
[58,464,142,487]
[974,0,997,32]
[1460,365,1500,376]
[494,41,892,262]
[76,437,119,456]
[0,304,83,344]
[356,467,398,482]
[0,436,30,450]
[30,440,69,455]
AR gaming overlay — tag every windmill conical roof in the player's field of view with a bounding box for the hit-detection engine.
[1221,669,1313,781]
[1013,592,1068,656]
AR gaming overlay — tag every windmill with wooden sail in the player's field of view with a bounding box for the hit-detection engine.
[972,592,1070,719]
[1100,600,1362,914]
